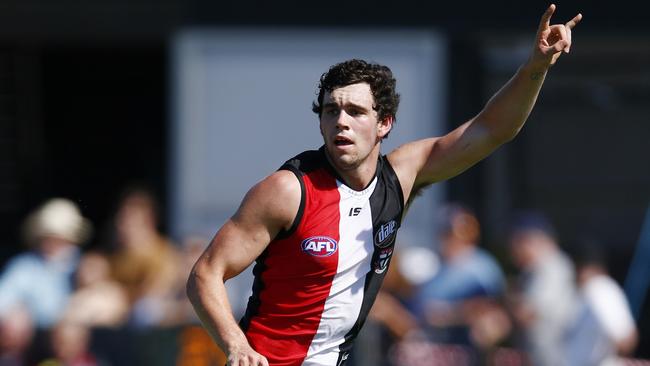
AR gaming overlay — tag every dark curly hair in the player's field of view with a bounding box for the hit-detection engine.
[312,59,400,138]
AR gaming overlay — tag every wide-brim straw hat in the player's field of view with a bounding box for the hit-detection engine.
[22,198,93,246]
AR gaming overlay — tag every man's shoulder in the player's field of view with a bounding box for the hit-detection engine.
[239,169,301,233]
[280,148,326,174]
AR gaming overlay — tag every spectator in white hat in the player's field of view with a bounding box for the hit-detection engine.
[0,198,92,328]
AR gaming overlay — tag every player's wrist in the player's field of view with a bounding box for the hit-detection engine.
[520,58,550,81]
[221,331,251,355]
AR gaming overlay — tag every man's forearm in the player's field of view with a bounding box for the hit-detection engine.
[186,271,249,355]
[476,59,550,143]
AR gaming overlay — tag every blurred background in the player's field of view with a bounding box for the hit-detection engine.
[0,0,649,365]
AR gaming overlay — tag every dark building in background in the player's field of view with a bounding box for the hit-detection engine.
[0,45,166,262]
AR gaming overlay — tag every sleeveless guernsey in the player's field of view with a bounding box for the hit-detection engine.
[240,147,404,366]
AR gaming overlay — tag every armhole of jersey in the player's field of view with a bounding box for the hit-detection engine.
[383,156,405,214]
[274,165,305,240]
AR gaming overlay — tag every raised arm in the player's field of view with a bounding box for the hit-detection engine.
[388,4,582,202]
[186,170,301,366]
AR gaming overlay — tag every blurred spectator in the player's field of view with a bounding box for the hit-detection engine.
[108,187,182,327]
[564,241,638,365]
[389,244,440,301]
[0,198,91,328]
[0,306,34,366]
[37,321,103,366]
[370,290,421,341]
[413,204,509,350]
[61,252,129,328]
[508,212,577,366]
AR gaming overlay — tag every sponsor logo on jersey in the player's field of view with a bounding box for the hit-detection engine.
[374,220,397,248]
[301,236,338,257]
[374,247,393,274]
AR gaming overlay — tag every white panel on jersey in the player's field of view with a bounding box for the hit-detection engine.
[304,179,377,364]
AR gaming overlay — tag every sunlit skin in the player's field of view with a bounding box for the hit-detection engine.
[319,83,392,190]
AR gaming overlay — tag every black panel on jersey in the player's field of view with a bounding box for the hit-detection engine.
[239,249,269,332]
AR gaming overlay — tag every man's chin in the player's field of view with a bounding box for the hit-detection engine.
[325,147,356,170]
[334,156,360,171]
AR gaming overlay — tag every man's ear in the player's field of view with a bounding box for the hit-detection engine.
[377,116,394,138]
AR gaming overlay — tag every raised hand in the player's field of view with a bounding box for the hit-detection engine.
[532,4,582,67]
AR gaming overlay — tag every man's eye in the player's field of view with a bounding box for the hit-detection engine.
[325,109,339,115]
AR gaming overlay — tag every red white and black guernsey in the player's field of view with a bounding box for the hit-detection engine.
[239,147,405,366]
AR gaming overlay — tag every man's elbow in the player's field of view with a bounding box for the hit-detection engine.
[186,263,227,305]
[186,269,201,305]
[469,118,518,149]
[186,265,211,306]
[490,124,522,145]
[475,112,525,145]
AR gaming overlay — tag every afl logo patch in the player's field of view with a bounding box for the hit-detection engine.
[301,236,338,257]
[374,220,397,248]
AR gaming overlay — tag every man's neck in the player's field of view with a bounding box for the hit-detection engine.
[324,148,380,191]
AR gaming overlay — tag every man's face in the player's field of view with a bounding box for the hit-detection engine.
[319,83,391,171]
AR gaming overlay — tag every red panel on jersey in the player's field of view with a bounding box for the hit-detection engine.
[245,167,341,365]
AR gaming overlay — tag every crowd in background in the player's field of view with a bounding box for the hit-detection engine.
[368,204,641,366]
[0,192,644,365]
[0,189,226,366]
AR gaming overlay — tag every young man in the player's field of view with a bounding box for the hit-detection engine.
[187,5,582,365]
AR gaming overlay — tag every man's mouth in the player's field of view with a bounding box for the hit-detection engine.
[334,136,353,146]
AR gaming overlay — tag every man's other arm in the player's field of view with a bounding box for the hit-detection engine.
[389,4,582,202]
[186,170,301,366]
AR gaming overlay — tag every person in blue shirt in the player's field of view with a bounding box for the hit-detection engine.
[0,198,92,328]
[413,204,509,351]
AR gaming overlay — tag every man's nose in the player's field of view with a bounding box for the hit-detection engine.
[336,110,350,129]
